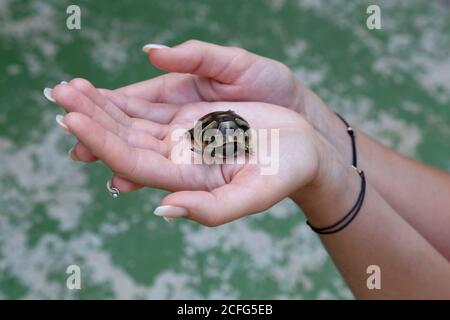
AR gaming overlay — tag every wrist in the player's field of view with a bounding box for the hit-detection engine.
[300,87,355,166]
[290,140,362,227]
[284,76,365,226]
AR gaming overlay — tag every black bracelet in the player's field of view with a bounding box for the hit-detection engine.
[307,167,366,234]
[306,113,366,235]
[335,112,357,167]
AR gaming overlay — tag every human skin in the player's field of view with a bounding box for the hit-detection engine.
[59,40,450,262]
[50,80,450,299]
[51,81,323,226]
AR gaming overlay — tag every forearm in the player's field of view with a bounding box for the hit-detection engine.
[291,163,450,299]
[303,88,450,260]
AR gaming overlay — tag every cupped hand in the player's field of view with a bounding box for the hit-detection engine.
[51,40,309,191]
[128,40,304,112]
[52,79,328,226]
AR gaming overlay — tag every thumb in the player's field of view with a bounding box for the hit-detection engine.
[143,40,257,84]
[153,179,281,227]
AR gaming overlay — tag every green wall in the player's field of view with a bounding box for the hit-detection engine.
[0,0,449,299]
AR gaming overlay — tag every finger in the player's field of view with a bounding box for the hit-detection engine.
[69,143,142,191]
[69,78,132,127]
[63,112,136,176]
[70,142,97,162]
[52,84,127,139]
[68,144,142,192]
[100,88,179,126]
[110,175,143,193]
[147,40,257,84]
[63,112,182,189]
[114,73,196,104]
[54,84,165,150]
[126,128,168,155]
[158,175,279,227]
[72,124,165,156]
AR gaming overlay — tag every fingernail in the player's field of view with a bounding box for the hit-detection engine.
[68,147,78,162]
[43,88,55,102]
[106,179,120,198]
[153,205,188,220]
[55,114,69,132]
[60,81,68,84]
[163,217,176,223]
[142,43,169,53]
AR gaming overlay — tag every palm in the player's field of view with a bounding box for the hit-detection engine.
[53,80,318,225]
[160,101,313,189]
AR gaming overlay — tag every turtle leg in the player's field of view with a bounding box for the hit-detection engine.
[246,145,255,156]
[186,128,194,139]
[187,128,202,154]
[191,146,202,154]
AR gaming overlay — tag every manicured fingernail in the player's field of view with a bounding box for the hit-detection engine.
[163,217,176,223]
[43,88,55,102]
[106,179,120,198]
[142,43,169,53]
[68,147,78,162]
[60,81,68,84]
[153,205,188,220]
[55,114,69,132]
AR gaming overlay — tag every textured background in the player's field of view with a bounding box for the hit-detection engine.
[0,0,449,299]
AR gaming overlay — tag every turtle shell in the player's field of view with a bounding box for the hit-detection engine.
[188,110,251,159]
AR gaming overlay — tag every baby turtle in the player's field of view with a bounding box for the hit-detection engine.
[187,110,251,159]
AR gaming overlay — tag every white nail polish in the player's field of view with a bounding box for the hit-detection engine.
[153,205,188,219]
[68,147,78,162]
[43,88,55,102]
[55,114,69,131]
[106,179,120,198]
[142,43,169,53]
[60,81,68,84]
[163,217,176,223]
